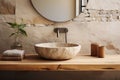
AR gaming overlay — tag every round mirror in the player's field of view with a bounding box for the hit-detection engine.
[31,0,88,22]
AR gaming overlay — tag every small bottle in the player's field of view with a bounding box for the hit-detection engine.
[98,46,104,58]
[91,43,99,57]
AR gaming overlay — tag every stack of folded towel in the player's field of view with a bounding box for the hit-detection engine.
[1,49,25,61]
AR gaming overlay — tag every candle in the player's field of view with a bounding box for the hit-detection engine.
[98,46,104,58]
[91,43,99,57]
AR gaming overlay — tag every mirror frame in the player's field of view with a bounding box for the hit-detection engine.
[30,0,89,22]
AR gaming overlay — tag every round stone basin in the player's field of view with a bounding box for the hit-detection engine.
[34,43,81,60]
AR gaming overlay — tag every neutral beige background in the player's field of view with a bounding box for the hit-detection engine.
[0,0,120,79]
[0,0,120,55]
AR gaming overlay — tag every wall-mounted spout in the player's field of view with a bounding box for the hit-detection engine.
[57,28,59,38]
[54,28,68,43]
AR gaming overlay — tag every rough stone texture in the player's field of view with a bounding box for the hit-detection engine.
[0,0,15,14]
[0,0,120,55]
[35,43,81,60]
[16,0,54,24]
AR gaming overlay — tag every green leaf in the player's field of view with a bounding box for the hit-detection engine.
[18,24,26,29]
[7,22,28,37]
[9,33,16,37]
[7,22,18,28]
[19,29,27,36]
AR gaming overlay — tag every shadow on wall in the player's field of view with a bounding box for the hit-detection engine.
[0,71,120,80]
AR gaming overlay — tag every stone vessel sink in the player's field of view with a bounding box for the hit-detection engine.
[35,43,81,60]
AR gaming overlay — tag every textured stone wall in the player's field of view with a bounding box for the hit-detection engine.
[0,0,15,14]
[0,0,120,55]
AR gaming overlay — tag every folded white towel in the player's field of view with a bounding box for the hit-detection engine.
[2,49,24,57]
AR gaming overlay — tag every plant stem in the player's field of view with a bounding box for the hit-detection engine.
[15,28,20,43]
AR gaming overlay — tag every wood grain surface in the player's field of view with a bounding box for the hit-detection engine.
[0,54,120,71]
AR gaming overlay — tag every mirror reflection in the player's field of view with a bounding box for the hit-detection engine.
[31,0,89,22]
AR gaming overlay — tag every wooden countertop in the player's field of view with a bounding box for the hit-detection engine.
[0,54,120,71]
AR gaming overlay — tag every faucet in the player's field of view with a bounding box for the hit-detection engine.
[54,28,68,43]
[57,28,59,38]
